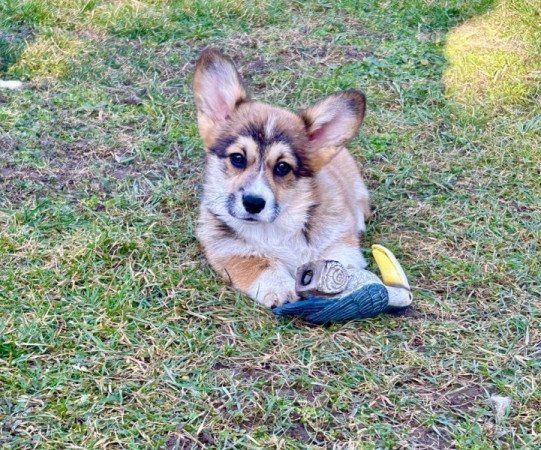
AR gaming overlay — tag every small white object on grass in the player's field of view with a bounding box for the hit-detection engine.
[0,80,24,90]
[489,395,512,423]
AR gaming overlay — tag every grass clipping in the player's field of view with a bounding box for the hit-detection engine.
[443,0,540,107]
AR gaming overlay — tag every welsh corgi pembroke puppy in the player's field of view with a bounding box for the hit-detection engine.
[194,49,370,308]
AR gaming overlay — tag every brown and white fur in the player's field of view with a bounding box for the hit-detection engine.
[194,49,370,308]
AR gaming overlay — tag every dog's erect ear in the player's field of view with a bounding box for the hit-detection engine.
[193,48,248,147]
[300,90,366,171]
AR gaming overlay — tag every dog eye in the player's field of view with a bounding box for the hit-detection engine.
[274,161,292,177]
[229,153,246,169]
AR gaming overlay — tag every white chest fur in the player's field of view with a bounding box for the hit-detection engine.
[233,218,346,275]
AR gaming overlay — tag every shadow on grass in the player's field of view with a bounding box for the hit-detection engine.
[0,0,499,79]
[0,26,34,75]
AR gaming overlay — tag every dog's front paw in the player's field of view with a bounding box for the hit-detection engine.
[249,267,299,308]
[261,289,299,308]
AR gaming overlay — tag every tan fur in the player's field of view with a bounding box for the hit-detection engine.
[300,90,366,171]
[194,49,370,308]
[193,48,248,147]
[216,255,271,291]
[339,233,360,247]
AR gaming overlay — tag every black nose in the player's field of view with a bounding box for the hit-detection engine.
[242,194,266,214]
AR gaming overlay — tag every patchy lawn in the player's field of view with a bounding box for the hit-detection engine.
[1,0,540,448]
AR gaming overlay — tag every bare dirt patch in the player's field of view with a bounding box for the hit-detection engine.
[409,425,453,449]
[285,421,312,443]
[444,385,487,412]
[0,131,196,205]
[165,424,215,450]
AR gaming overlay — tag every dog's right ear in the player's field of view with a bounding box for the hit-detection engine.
[193,48,248,148]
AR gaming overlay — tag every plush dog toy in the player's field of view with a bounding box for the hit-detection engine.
[273,245,412,324]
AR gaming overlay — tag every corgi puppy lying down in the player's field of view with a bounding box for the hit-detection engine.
[194,49,370,308]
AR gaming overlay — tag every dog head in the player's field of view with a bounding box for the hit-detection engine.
[193,48,366,224]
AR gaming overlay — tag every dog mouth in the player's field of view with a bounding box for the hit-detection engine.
[226,194,280,223]
[233,213,272,224]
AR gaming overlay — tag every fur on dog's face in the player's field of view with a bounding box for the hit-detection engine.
[193,48,366,224]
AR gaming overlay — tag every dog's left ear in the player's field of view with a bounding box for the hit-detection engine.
[300,90,366,171]
[193,48,248,148]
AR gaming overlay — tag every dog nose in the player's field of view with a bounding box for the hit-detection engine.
[242,194,266,214]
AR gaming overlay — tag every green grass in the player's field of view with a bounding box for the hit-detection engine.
[1,0,540,448]
[444,0,540,106]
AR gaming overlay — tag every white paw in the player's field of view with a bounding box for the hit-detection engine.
[249,268,299,308]
[261,289,299,308]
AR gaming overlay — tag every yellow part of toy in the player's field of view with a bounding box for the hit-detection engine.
[371,244,410,290]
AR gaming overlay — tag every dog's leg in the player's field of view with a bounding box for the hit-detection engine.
[321,234,367,270]
[357,190,370,233]
[215,255,297,308]
[248,264,298,308]
[353,171,370,233]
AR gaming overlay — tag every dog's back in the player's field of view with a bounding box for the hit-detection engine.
[319,148,370,234]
